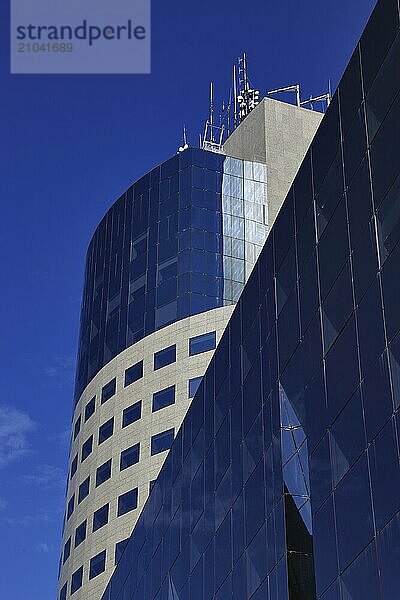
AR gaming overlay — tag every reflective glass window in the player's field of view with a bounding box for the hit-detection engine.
[310,434,332,512]
[389,331,400,409]
[369,418,400,530]
[89,550,106,580]
[93,503,109,532]
[59,583,67,600]
[151,428,175,455]
[78,476,90,504]
[325,316,359,420]
[67,495,74,520]
[98,417,114,444]
[381,239,400,342]
[74,520,87,548]
[101,378,116,404]
[70,454,78,479]
[115,538,129,565]
[377,174,400,265]
[189,331,216,355]
[96,459,112,487]
[322,262,353,354]
[189,376,202,398]
[73,415,81,440]
[71,566,83,594]
[363,351,393,441]
[63,537,71,564]
[122,401,142,428]
[341,542,380,600]
[84,396,95,422]
[152,385,175,412]
[360,0,400,91]
[357,277,385,374]
[124,361,143,387]
[377,511,400,600]
[117,488,138,516]
[346,159,373,248]
[318,200,350,300]
[154,345,176,370]
[120,443,140,471]
[313,496,338,596]
[335,452,374,571]
[330,389,365,485]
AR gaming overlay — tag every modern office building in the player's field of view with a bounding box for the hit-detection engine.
[58,89,322,598]
[99,0,400,598]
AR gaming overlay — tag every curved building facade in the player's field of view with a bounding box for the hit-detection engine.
[59,149,271,600]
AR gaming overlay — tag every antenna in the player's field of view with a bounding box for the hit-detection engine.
[201,81,225,153]
[267,84,301,107]
[233,63,238,128]
[236,52,260,123]
[300,91,331,111]
[178,124,189,153]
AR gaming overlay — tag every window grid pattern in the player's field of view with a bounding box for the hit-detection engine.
[74,150,268,404]
[102,4,400,599]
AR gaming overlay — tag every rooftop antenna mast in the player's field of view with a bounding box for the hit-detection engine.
[178,125,189,153]
[237,52,260,123]
[267,84,301,107]
[201,81,225,153]
[233,63,238,128]
[300,90,331,111]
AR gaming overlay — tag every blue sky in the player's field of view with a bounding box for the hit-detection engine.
[0,0,376,598]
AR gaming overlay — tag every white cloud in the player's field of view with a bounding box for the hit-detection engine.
[36,541,52,553]
[43,355,75,389]
[21,464,66,491]
[0,405,36,467]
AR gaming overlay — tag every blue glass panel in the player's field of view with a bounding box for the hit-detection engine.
[189,376,203,398]
[189,331,216,356]
[122,401,142,428]
[124,361,143,386]
[89,550,106,580]
[151,429,175,455]
[120,443,140,471]
[154,345,176,370]
[152,385,175,412]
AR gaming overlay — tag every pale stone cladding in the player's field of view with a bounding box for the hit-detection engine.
[59,305,234,600]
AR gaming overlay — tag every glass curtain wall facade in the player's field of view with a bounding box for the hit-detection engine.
[102,0,400,598]
[75,151,267,404]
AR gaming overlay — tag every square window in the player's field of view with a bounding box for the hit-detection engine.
[78,476,90,504]
[59,583,67,600]
[84,397,96,422]
[93,504,109,532]
[74,520,87,548]
[73,415,81,440]
[189,331,216,355]
[70,454,78,479]
[120,443,140,471]
[81,435,93,462]
[117,488,138,516]
[67,495,74,520]
[151,428,175,455]
[89,549,106,580]
[99,417,114,444]
[71,566,83,594]
[122,401,142,428]
[152,385,175,412]
[101,378,116,404]
[115,538,129,565]
[154,345,176,370]
[124,361,143,387]
[96,459,112,487]
[63,537,71,564]
[189,376,203,398]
